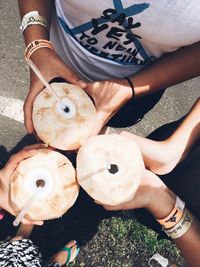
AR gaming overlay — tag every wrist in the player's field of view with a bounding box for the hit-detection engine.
[147,185,176,220]
[23,26,49,45]
[110,78,133,101]
[123,77,135,101]
[25,39,54,61]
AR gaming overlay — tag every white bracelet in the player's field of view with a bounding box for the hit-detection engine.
[164,208,194,239]
[20,11,48,33]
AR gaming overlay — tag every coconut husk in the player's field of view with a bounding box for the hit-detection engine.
[77,134,144,205]
[32,82,96,150]
[10,149,79,220]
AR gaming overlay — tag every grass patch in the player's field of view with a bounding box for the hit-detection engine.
[86,215,188,267]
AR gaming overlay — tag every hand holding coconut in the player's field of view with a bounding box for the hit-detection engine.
[32,82,97,150]
[77,133,145,206]
[24,48,87,134]
[83,80,133,136]
[10,148,79,223]
[0,145,44,225]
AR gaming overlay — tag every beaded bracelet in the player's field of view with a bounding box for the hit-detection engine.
[124,76,135,101]
[24,39,54,61]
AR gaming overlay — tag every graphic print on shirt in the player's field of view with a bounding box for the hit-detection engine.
[58,1,153,65]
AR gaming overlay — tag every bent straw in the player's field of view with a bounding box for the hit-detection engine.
[27,59,60,102]
[13,187,41,227]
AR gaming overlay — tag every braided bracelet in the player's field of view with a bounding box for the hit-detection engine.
[24,39,54,61]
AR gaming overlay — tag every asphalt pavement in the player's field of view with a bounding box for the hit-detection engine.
[0,1,199,151]
[0,2,199,266]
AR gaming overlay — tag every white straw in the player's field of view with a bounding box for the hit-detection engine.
[105,152,111,170]
[27,59,60,102]
[13,187,41,227]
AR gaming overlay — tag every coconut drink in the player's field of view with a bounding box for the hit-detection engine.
[10,149,79,221]
[77,134,145,205]
[32,82,96,150]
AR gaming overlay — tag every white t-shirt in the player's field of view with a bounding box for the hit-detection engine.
[50,0,200,81]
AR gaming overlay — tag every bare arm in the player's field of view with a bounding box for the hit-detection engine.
[101,170,200,267]
[85,42,200,135]
[121,97,200,174]
[17,0,86,133]
[18,0,53,44]
[0,144,45,225]
[168,97,200,155]
[128,41,200,97]
[147,179,200,267]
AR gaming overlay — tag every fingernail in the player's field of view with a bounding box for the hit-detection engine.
[79,80,87,88]
[41,143,48,147]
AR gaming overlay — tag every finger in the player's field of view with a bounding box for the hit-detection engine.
[24,143,55,152]
[24,81,44,134]
[24,93,36,134]
[89,112,107,136]
[82,82,95,96]
[22,143,48,150]
[24,106,33,134]
[8,149,38,165]
[21,218,44,226]
[3,149,38,177]
[61,68,87,88]
[78,79,88,88]
[94,200,103,205]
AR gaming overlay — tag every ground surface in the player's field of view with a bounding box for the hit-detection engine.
[0,1,199,266]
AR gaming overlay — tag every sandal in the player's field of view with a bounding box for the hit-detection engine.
[62,240,80,266]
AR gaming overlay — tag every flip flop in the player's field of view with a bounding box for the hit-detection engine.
[62,241,80,266]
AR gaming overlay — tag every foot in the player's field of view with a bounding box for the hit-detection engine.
[47,240,79,266]
[121,131,183,175]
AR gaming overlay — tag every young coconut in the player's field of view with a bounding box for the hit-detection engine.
[76,134,145,206]
[10,149,79,221]
[32,82,96,150]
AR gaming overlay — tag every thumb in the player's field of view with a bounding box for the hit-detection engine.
[21,218,44,226]
[83,82,95,96]
[78,80,88,88]
[89,112,107,136]
[61,69,87,88]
